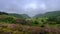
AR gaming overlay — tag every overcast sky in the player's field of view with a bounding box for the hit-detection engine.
[0,0,60,17]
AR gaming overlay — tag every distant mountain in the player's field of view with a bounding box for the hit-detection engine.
[8,13,30,19]
[34,11,60,18]
[0,11,8,15]
[0,11,30,19]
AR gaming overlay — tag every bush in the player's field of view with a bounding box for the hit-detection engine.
[5,17,16,23]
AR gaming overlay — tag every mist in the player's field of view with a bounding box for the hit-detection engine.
[0,0,60,17]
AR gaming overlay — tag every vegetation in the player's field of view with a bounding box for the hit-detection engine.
[8,13,30,19]
[34,11,60,18]
[0,11,8,15]
[0,11,60,34]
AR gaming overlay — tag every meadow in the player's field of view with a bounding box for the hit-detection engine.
[0,11,60,34]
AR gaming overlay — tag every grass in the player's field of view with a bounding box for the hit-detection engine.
[0,23,59,34]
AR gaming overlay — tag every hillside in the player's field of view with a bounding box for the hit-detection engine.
[34,11,60,18]
[0,11,60,34]
[0,11,30,19]
[8,13,30,19]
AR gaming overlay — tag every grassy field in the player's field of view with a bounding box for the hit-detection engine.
[0,23,60,34]
[0,12,60,34]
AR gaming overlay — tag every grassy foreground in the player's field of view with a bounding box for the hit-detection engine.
[0,23,60,34]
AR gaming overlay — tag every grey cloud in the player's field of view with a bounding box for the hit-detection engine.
[0,0,60,17]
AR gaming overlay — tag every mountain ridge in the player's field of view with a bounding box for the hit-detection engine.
[33,11,60,18]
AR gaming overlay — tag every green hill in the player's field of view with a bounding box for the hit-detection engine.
[8,13,30,19]
[0,11,30,19]
[34,11,60,18]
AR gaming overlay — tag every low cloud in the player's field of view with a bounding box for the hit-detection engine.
[0,0,60,17]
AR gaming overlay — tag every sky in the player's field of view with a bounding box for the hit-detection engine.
[0,0,60,17]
